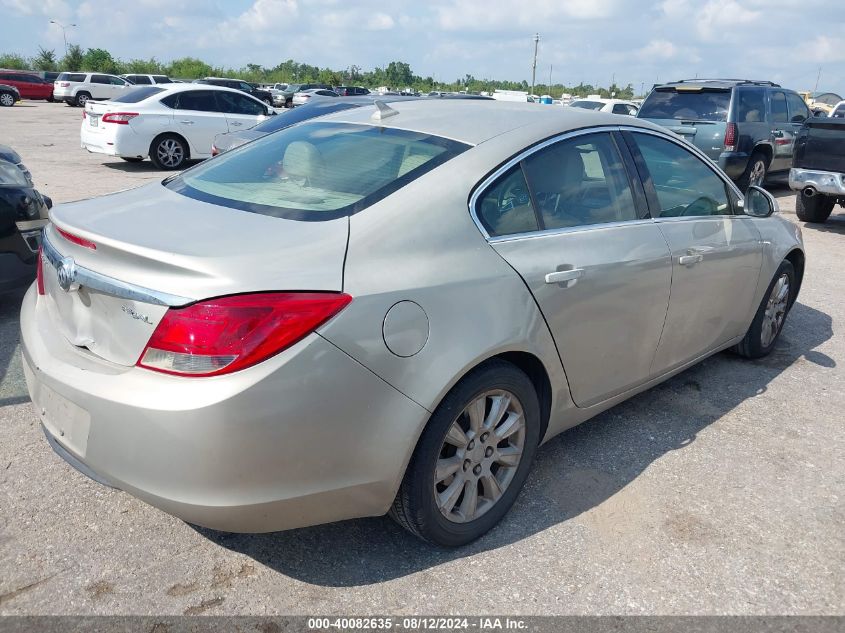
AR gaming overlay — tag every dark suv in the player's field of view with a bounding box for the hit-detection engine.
[195,78,273,106]
[637,79,811,190]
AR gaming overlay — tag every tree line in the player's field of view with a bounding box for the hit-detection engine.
[0,46,635,99]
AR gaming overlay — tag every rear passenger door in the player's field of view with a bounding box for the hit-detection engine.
[625,131,762,373]
[170,90,229,157]
[477,131,672,407]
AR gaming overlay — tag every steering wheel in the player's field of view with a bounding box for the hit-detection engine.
[682,196,717,216]
[497,178,527,212]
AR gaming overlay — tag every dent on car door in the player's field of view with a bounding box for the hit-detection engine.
[625,131,762,374]
[479,131,672,408]
[174,90,229,157]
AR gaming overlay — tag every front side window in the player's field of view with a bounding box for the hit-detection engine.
[570,101,604,110]
[173,90,219,112]
[477,165,538,237]
[91,75,110,84]
[217,91,265,115]
[786,92,810,123]
[167,122,469,221]
[153,76,172,84]
[633,133,731,217]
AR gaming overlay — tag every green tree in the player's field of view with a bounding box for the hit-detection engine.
[167,57,212,79]
[61,44,84,71]
[385,61,412,88]
[124,58,164,74]
[33,47,57,71]
[81,48,118,73]
[0,52,28,69]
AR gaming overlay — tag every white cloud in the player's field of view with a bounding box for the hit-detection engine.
[366,12,394,30]
[437,0,618,31]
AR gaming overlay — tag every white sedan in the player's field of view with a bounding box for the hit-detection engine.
[568,98,639,116]
[80,84,275,169]
[291,88,339,107]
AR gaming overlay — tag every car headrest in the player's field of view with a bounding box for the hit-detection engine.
[283,141,323,181]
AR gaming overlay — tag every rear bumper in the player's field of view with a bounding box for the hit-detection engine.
[789,168,845,196]
[718,152,750,179]
[80,123,148,159]
[21,285,429,532]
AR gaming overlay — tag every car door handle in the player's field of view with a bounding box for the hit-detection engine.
[230,121,243,127]
[180,120,195,125]
[545,268,584,285]
[678,251,704,266]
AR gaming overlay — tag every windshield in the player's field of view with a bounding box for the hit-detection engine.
[570,101,604,110]
[639,89,731,121]
[167,122,469,221]
[112,86,165,103]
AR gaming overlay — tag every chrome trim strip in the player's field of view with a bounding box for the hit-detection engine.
[41,232,193,307]
[488,218,655,244]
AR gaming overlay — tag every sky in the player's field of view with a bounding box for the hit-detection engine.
[1,0,843,93]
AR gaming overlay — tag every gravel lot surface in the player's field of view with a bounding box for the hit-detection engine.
[0,101,843,616]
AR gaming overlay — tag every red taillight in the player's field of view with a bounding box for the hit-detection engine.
[137,292,353,377]
[82,109,86,119]
[102,112,139,125]
[56,227,97,250]
[724,122,737,152]
[211,144,219,156]
[59,81,70,87]
[36,246,45,295]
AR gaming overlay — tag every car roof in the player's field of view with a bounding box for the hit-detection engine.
[317,99,662,145]
[143,83,257,96]
[655,79,780,90]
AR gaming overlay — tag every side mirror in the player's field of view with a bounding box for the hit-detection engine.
[744,185,777,218]
[43,195,53,210]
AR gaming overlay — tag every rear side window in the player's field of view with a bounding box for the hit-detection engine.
[522,133,636,229]
[770,91,788,123]
[113,86,165,103]
[735,88,765,123]
[58,73,85,82]
[167,122,469,221]
[786,92,810,123]
[633,133,731,217]
[639,88,730,121]
[477,165,538,236]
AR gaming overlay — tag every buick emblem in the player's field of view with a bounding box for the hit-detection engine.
[56,256,78,292]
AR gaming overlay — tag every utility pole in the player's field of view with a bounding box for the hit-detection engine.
[530,33,540,99]
[49,20,77,56]
[549,64,553,92]
[814,66,822,92]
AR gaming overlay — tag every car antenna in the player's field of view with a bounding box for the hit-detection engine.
[371,100,399,121]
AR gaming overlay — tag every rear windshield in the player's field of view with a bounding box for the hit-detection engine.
[57,73,86,82]
[639,88,731,121]
[167,122,470,221]
[112,86,165,103]
[570,100,604,110]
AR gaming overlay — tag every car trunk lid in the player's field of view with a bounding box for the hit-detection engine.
[41,182,348,366]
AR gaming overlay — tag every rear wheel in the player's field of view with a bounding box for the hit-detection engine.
[733,260,795,359]
[737,151,769,192]
[795,190,835,223]
[0,93,14,107]
[149,134,188,170]
[390,360,540,546]
[74,92,91,107]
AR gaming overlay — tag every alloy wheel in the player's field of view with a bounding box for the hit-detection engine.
[77,94,88,106]
[0,93,14,107]
[434,389,526,523]
[749,160,766,187]
[761,273,790,347]
[156,139,184,169]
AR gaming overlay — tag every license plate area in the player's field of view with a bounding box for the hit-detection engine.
[89,115,99,127]
[25,362,91,458]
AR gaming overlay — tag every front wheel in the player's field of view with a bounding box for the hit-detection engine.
[733,260,795,359]
[796,191,835,223]
[390,360,540,546]
[149,134,188,170]
[0,93,14,107]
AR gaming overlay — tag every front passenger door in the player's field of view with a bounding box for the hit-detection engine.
[627,131,762,374]
[216,91,269,131]
[172,90,229,157]
[480,132,673,407]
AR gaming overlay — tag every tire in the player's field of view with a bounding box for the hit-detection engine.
[263,98,273,106]
[74,92,91,107]
[0,92,15,107]
[149,134,188,170]
[285,98,292,108]
[795,190,834,223]
[737,151,769,192]
[733,260,795,359]
[390,360,541,547]
[120,157,143,163]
